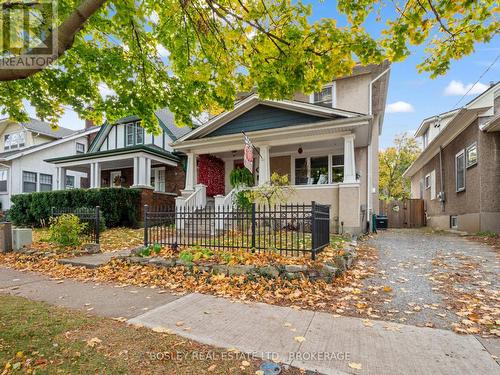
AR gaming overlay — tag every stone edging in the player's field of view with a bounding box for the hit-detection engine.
[118,240,357,282]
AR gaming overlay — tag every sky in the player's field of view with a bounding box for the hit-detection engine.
[25,1,499,149]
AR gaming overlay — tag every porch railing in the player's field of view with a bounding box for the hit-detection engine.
[144,201,330,259]
[214,188,236,230]
[175,184,206,229]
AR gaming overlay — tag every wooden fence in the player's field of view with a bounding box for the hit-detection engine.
[378,199,425,228]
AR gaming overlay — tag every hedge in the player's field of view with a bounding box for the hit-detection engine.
[9,188,141,228]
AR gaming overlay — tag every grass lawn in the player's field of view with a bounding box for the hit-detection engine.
[0,295,298,374]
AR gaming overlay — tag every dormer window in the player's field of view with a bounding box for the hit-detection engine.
[4,131,26,151]
[125,122,144,146]
[310,83,336,108]
[422,129,429,149]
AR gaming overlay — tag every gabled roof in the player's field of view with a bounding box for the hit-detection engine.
[0,127,98,161]
[174,94,363,143]
[0,117,77,139]
[88,108,192,152]
[404,82,500,178]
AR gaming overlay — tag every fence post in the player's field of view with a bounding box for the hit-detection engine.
[95,205,100,244]
[251,203,256,251]
[144,204,149,247]
[311,201,316,260]
[51,206,55,217]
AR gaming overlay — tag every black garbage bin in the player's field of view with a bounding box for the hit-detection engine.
[376,215,388,230]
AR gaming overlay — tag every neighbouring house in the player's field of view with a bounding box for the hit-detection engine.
[45,109,191,208]
[403,82,500,234]
[172,62,390,234]
[0,118,99,210]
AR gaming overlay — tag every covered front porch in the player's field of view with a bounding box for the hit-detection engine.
[175,124,369,234]
[46,146,185,198]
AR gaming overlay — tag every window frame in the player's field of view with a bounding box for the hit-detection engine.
[309,82,336,108]
[424,174,431,189]
[291,152,344,186]
[0,169,8,193]
[455,150,466,192]
[4,131,26,151]
[39,173,53,192]
[65,175,75,189]
[125,122,144,147]
[466,142,478,168]
[422,128,429,149]
[22,171,37,193]
[151,166,166,192]
[450,215,458,229]
[76,142,85,154]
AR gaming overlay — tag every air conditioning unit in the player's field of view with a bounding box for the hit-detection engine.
[438,191,446,202]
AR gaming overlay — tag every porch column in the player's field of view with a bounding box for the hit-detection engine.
[343,134,356,183]
[56,167,66,190]
[185,152,197,191]
[258,145,270,185]
[94,162,101,188]
[133,157,139,186]
[90,163,96,188]
[145,158,152,187]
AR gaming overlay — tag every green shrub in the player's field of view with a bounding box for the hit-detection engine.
[229,167,254,187]
[179,250,194,263]
[9,188,141,228]
[49,214,87,247]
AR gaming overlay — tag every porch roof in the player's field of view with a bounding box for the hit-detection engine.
[45,144,181,165]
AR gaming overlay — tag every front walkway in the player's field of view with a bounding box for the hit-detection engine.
[1,267,498,375]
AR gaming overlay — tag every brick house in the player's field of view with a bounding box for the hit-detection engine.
[404,82,500,233]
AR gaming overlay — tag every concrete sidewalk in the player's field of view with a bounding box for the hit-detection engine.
[1,267,498,375]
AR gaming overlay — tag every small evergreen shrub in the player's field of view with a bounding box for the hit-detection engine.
[49,214,87,247]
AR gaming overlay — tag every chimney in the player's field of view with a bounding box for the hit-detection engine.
[85,118,94,129]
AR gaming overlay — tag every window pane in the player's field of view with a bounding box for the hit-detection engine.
[126,123,134,145]
[40,174,52,185]
[76,143,85,154]
[331,155,344,183]
[456,153,465,191]
[310,156,328,184]
[23,171,37,193]
[294,158,308,185]
[135,123,144,144]
[65,175,75,189]
[313,87,332,106]
[332,167,344,183]
[466,143,477,167]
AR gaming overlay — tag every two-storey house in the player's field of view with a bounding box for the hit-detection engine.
[0,118,98,210]
[404,82,500,233]
[173,62,390,234]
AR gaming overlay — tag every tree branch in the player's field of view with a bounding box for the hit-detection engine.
[0,0,107,81]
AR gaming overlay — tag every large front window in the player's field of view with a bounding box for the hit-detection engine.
[4,132,26,150]
[65,175,75,189]
[23,171,37,193]
[151,167,166,192]
[293,154,344,185]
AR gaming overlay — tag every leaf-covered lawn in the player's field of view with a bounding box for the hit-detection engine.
[32,227,144,253]
[0,295,300,375]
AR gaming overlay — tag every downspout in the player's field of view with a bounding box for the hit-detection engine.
[367,67,390,232]
[439,146,445,212]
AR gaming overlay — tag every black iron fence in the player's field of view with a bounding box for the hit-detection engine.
[144,201,330,259]
[51,206,101,244]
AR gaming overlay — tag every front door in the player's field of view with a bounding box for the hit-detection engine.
[110,171,122,187]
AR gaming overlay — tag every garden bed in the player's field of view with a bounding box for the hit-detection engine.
[119,236,356,282]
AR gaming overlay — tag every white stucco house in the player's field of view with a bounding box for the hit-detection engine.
[0,118,98,210]
[173,62,390,234]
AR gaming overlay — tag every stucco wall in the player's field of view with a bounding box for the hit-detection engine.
[270,155,291,180]
[335,74,371,114]
[291,186,340,232]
